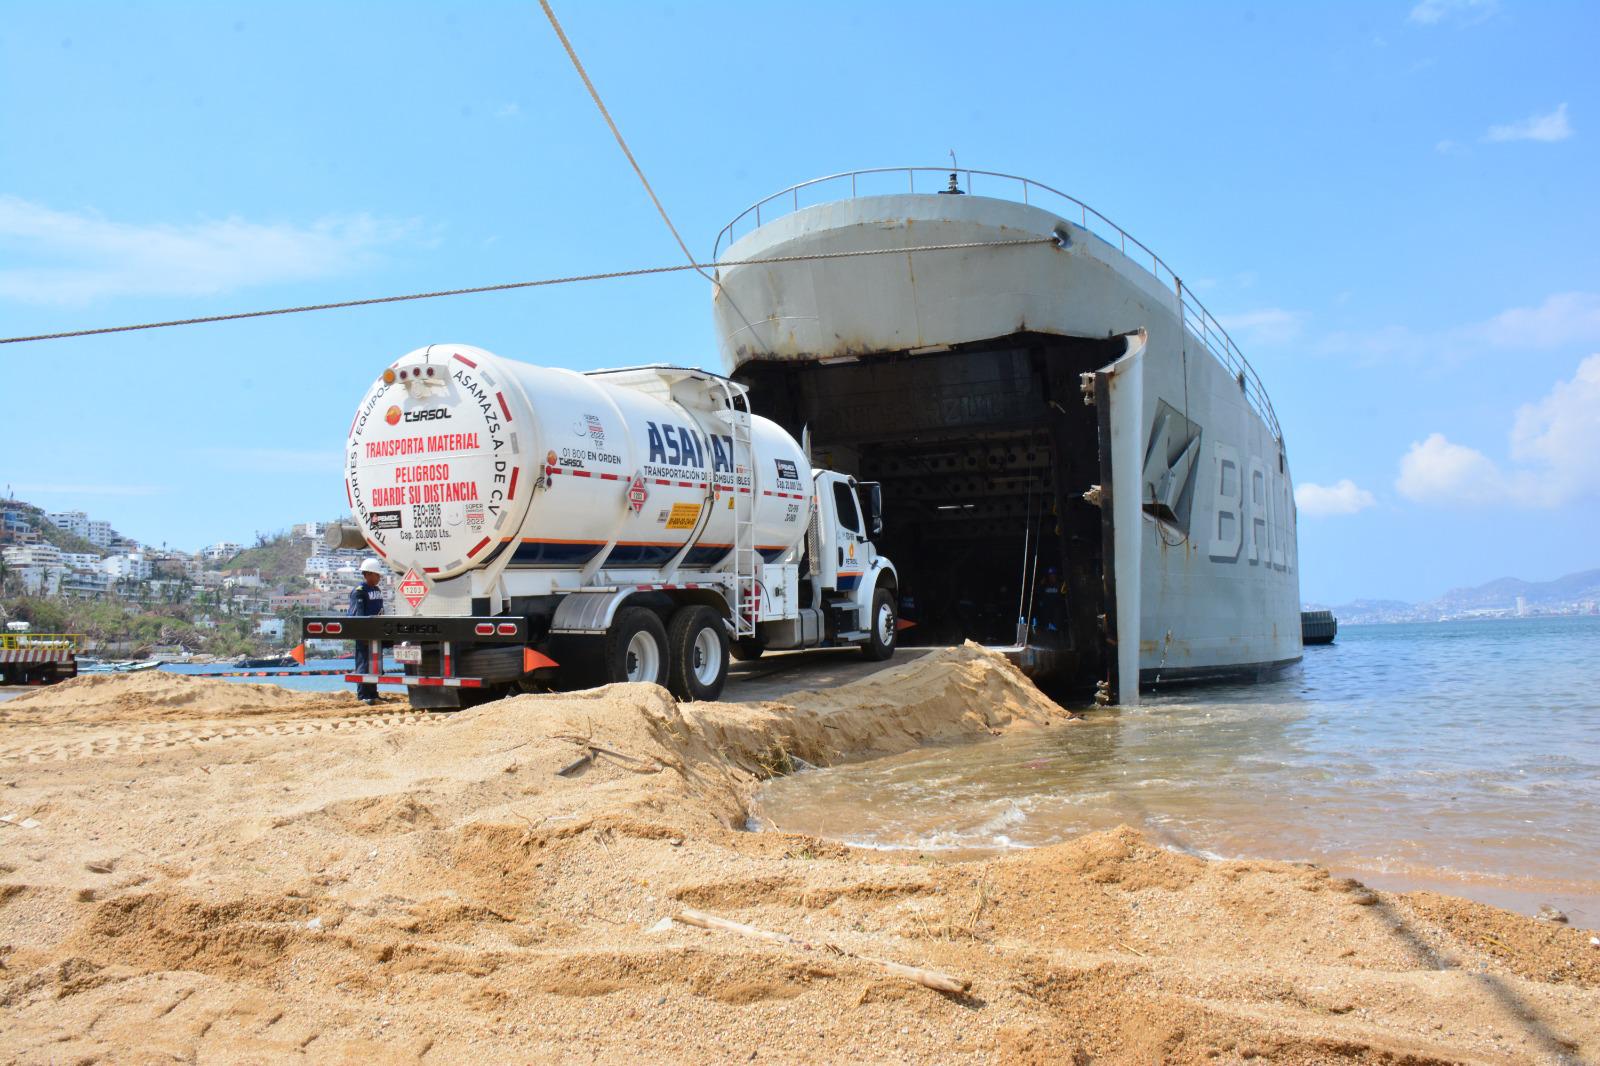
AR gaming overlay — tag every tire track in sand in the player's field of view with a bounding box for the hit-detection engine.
[0,710,450,764]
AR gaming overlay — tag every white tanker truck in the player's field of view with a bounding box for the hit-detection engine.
[302,345,899,708]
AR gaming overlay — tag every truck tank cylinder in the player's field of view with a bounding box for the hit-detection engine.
[345,344,813,580]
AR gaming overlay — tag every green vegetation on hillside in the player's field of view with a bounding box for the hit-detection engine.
[1,594,276,657]
[218,533,312,583]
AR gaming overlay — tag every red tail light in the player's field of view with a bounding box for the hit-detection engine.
[474,623,495,636]
[325,622,343,634]
[497,623,518,635]
[306,622,324,634]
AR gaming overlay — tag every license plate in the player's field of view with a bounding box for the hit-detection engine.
[394,644,423,664]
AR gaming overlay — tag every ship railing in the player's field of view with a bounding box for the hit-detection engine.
[0,632,82,652]
[713,166,1281,442]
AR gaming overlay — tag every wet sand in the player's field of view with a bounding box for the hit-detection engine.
[2,647,1597,1064]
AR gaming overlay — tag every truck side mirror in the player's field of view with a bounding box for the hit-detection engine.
[857,482,883,538]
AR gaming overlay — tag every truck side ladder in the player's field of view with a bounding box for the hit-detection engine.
[716,381,759,638]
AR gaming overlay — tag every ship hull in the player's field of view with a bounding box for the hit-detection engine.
[713,184,1301,702]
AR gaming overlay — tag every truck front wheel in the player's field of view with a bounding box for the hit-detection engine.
[862,587,897,661]
[601,607,670,687]
[666,605,729,702]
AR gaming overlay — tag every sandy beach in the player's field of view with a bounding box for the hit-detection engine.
[1,647,1596,1064]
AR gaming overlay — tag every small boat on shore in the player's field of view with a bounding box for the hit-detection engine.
[79,659,162,674]
[232,654,300,669]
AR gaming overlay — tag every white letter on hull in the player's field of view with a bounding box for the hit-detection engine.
[1248,456,1269,566]
[1209,442,1242,562]
[1271,468,1288,571]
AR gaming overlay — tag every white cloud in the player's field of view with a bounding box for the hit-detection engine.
[1508,353,1600,503]
[1476,291,1600,348]
[1396,355,1600,507]
[1295,479,1377,517]
[1396,433,1507,505]
[1315,291,1600,366]
[1434,138,1463,155]
[0,196,413,304]
[1485,103,1572,144]
[496,103,521,119]
[1408,0,1498,26]
[1217,307,1306,346]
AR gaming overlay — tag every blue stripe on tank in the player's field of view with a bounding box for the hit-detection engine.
[603,543,681,567]
[510,541,606,566]
[682,544,731,567]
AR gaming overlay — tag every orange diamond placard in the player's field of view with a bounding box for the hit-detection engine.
[399,567,429,609]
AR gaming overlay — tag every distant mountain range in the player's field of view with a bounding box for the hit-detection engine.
[1309,569,1600,624]
[1435,569,1600,610]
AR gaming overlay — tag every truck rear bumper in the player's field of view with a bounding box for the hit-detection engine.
[301,615,527,643]
[344,673,485,689]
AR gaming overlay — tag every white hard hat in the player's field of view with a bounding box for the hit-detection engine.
[359,557,385,575]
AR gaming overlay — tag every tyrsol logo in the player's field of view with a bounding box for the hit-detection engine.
[403,407,452,423]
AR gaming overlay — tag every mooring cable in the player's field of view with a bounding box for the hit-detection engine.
[0,237,1054,346]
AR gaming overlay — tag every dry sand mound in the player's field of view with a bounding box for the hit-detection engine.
[1,646,1596,1064]
[684,640,1067,774]
[0,670,366,724]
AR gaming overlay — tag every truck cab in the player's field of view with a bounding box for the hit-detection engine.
[734,470,897,663]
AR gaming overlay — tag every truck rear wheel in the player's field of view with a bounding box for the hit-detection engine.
[666,606,729,702]
[601,607,669,687]
[862,586,897,661]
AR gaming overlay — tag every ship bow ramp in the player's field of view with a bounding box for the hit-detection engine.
[713,171,1302,702]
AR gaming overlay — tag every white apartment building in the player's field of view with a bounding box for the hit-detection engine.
[45,511,119,548]
[101,553,153,581]
[292,522,329,540]
[5,545,64,595]
[202,542,242,562]
[45,511,88,536]
[11,565,62,596]
[4,544,63,568]
[61,569,112,597]
[303,545,367,577]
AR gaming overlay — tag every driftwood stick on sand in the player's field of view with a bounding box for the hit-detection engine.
[555,750,595,777]
[674,907,970,994]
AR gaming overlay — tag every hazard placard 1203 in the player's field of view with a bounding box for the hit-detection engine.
[399,568,429,609]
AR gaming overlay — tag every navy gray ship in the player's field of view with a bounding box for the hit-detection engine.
[711,168,1302,702]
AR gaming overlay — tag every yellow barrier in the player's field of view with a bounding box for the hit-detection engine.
[0,632,82,651]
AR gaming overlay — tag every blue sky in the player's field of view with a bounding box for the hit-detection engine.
[2,0,1596,605]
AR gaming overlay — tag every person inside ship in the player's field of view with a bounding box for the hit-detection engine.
[1034,565,1066,642]
[349,558,386,704]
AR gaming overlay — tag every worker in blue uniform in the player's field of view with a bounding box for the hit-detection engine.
[350,558,386,703]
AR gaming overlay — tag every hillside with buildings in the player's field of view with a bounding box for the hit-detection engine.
[1,502,384,656]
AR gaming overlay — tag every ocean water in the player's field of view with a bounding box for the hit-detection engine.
[159,658,380,693]
[0,659,364,703]
[754,616,1600,926]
